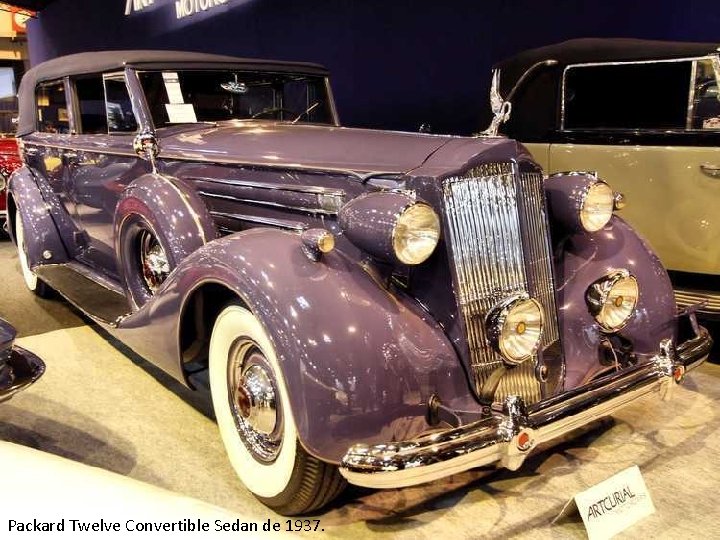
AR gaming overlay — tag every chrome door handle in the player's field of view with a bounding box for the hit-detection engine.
[23,147,39,157]
[63,151,78,160]
[700,163,720,177]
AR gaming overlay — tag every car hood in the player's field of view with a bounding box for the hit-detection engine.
[158,121,457,175]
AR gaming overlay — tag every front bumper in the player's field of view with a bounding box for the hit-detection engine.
[340,326,712,489]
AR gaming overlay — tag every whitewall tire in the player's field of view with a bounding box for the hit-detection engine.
[209,303,345,515]
[15,209,49,297]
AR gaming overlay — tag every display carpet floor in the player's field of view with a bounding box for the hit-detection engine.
[1,241,719,539]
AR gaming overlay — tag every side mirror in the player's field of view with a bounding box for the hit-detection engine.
[133,130,160,173]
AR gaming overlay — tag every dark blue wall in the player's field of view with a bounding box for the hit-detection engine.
[26,0,720,135]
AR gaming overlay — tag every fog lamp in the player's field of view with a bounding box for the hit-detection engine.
[586,269,639,332]
[487,295,544,366]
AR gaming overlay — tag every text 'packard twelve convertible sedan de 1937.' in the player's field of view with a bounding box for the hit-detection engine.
[7,50,712,515]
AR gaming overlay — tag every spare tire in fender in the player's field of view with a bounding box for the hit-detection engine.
[114,173,216,309]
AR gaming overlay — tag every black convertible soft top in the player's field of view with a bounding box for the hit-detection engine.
[493,38,720,141]
[17,50,329,137]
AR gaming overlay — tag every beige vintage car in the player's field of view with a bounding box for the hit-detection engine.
[489,38,720,316]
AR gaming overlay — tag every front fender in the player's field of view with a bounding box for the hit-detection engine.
[7,166,69,267]
[115,228,470,462]
[555,216,677,388]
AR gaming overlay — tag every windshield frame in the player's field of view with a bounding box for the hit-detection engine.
[130,67,340,131]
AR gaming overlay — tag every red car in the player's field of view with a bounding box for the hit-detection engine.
[0,137,21,230]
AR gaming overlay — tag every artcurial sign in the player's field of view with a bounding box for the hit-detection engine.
[125,0,230,20]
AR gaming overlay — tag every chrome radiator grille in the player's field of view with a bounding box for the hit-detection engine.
[442,162,559,404]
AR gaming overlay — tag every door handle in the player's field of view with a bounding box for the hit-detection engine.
[23,146,39,157]
[62,151,78,160]
[700,163,720,178]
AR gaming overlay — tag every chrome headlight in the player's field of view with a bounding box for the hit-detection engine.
[339,192,440,265]
[392,203,440,265]
[580,181,614,232]
[487,295,544,366]
[586,269,639,332]
[545,173,618,233]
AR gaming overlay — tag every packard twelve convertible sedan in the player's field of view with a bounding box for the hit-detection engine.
[8,50,711,514]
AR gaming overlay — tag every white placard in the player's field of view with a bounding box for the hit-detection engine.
[575,465,655,540]
[162,71,185,104]
[164,103,198,124]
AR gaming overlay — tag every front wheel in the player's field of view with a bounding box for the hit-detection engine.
[208,303,345,515]
[14,209,50,298]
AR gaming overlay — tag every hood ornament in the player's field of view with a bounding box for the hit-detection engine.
[480,70,512,137]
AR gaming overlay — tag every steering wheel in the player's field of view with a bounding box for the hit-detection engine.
[251,108,296,120]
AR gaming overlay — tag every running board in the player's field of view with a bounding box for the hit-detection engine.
[35,264,130,326]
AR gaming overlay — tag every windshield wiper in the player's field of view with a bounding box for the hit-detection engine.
[292,102,320,124]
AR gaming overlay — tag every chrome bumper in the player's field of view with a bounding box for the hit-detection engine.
[339,328,712,489]
[0,345,46,403]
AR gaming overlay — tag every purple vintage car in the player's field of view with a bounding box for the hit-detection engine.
[7,50,712,515]
[0,318,45,402]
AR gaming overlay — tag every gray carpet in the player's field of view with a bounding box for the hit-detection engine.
[1,240,719,539]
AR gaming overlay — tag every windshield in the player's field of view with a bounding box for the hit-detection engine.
[138,69,334,127]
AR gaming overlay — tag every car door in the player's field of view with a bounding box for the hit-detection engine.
[546,57,720,280]
[65,72,141,277]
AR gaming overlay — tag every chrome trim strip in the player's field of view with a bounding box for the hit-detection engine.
[191,176,345,196]
[20,139,389,179]
[339,329,711,489]
[675,287,720,314]
[209,210,307,231]
[199,189,338,216]
[560,55,717,130]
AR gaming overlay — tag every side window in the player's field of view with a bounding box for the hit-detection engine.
[74,76,107,134]
[564,61,692,130]
[36,81,69,133]
[104,76,138,133]
[689,58,720,130]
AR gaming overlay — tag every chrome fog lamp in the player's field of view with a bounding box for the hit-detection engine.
[339,192,440,265]
[392,203,440,265]
[586,269,639,332]
[580,181,615,232]
[487,295,544,366]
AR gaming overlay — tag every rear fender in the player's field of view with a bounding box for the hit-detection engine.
[7,166,69,267]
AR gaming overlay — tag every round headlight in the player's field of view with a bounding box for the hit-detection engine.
[392,203,440,265]
[586,269,639,332]
[580,181,614,232]
[487,295,544,366]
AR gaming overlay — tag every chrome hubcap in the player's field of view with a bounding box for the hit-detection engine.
[138,229,170,293]
[228,341,282,462]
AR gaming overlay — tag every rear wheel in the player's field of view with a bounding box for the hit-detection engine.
[14,209,50,298]
[208,303,345,515]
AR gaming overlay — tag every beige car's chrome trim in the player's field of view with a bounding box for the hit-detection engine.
[675,288,720,314]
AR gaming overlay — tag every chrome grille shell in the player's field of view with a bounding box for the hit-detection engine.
[442,162,560,404]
